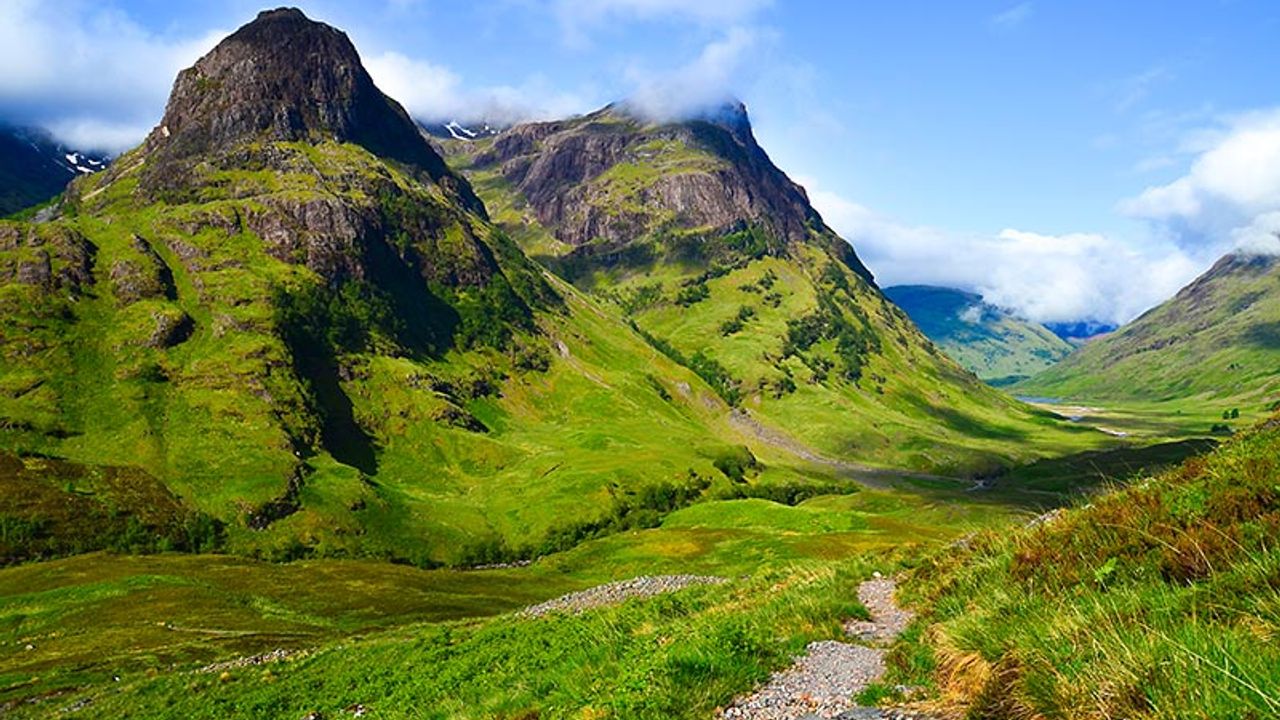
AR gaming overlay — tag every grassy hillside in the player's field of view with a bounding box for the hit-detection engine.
[883,285,1071,386]
[439,113,1098,478]
[0,9,1122,573]
[0,428,1219,717]
[0,139,836,565]
[884,415,1280,719]
[1019,253,1280,413]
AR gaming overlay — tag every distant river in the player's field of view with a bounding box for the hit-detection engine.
[1015,395,1062,404]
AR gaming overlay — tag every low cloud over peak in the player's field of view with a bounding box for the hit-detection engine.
[364,52,588,126]
[622,26,767,123]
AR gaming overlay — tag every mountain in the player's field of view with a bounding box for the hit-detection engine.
[421,119,506,142]
[438,102,1073,473]
[1019,251,1280,404]
[883,285,1072,386]
[0,125,108,215]
[0,8,770,565]
[454,101,872,282]
[0,9,1083,569]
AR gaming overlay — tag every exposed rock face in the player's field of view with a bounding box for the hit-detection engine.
[474,102,873,282]
[0,223,94,292]
[138,7,481,213]
[109,235,176,305]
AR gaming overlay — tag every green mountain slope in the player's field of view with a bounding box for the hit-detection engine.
[0,9,802,566]
[883,285,1072,385]
[439,105,1080,475]
[1019,252,1280,407]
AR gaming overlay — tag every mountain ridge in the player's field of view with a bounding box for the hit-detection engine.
[0,125,108,216]
[438,101,1084,475]
[464,100,874,283]
[1018,249,1280,405]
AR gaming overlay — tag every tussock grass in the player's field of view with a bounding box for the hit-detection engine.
[891,417,1280,719]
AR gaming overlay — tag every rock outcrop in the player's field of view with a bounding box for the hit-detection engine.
[473,102,873,282]
[137,7,481,213]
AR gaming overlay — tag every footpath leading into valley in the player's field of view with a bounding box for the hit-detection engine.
[719,576,939,720]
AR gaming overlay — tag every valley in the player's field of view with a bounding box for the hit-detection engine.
[1,6,1277,720]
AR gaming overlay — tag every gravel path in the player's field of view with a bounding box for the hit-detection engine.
[721,641,886,719]
[844,578,914,644]
[518,575,726,618]
[720,576,931,720]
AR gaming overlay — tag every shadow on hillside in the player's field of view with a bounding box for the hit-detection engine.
[978,438,1218,511]
[902,394,1031,442]
[296,354,378,475]
[808,438,1220,517]
[1244,321,1280,349]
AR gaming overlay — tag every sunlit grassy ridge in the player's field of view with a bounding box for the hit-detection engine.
[885,416,1280,719]
[442,127,1101,477]
[1019,254,1280,413]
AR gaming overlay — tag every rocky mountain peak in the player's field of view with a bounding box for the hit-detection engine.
[140,7,475,207]
[474,98,873,283]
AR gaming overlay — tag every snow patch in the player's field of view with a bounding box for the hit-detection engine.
[444,120,477,140]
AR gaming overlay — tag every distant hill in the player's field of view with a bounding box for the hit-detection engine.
[0,125,107,215]
[883,285,1072,386]
[1018,252,1280,405]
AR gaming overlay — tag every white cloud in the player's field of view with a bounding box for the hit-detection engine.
[0,0,224,152]
[1230,211,1280,256]
[365,51,591,124]
[1121,108,1280,250]
[989,2,1033,31]
[623,26,770,121]
[800,177,1202,326]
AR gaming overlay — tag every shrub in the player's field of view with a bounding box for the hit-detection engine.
[712,445,760,482]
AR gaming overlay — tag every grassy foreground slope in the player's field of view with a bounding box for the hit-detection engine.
[890,415,1280,719]
[2,470,1033,718]
[883,285,1071,385]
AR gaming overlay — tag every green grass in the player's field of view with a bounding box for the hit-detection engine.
[884,416,1280,719]
[1017,254,1280,411]
[0,402,1234,716]
[10,562,874,720]
[0,461,1045,713]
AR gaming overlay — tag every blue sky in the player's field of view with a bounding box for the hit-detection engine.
[3,0,1280,324]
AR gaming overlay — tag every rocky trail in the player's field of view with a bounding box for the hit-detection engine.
[518,575,727,618]
[720,576,938,720]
